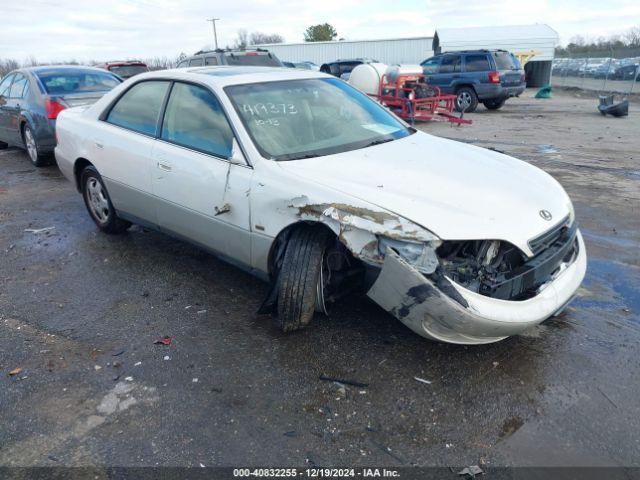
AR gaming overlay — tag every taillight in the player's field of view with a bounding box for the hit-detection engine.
[45,98,66,120]
[488,71,500,84]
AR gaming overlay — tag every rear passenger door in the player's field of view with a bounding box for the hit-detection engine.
[98,80,171,225]
[5,74,29,144]
[431,54,461,93]
[151,81,252,265]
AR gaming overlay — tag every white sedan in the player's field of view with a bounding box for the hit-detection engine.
[55,66,586,344]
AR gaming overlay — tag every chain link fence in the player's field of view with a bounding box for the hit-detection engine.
[550,49,640,95]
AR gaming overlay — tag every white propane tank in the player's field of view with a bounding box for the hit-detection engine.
[385,64,424,83]
[348,63,388,95]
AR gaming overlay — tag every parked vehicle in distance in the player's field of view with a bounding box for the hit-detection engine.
[420,49,526,112]
[0,66,121,166]
[97,60,149,79]
[176,49,283,68]
[55,66,586,345]
[282,61,320,71]
[320,58,377,79]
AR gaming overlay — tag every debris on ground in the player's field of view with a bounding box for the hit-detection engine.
[111,349,125,357]
[535,85,552,99]
[319,375,368,388]
[24,226,55,234]
[163,355,170,361]
[458,465,483,477]
[8,367,23,376]
[153,336,172,346]
[414,376,432,384]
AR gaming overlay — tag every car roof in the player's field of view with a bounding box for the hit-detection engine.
[132,66,329,87]
[21,65,118,74]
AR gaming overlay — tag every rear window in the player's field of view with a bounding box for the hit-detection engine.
[224,53,281,67]
[108,65,148,78]
[493,52,520,70]
[36,69,121,94]
[465,54,491,72]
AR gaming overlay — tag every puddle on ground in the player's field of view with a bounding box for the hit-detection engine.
[536,144,559,155]
[577,257,640,316]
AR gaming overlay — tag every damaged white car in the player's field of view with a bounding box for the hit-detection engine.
[55,67,587,344]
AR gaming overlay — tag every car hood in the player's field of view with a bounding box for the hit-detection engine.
[277,132,572,256]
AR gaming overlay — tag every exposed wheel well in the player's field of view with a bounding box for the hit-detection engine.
[73,158,94,192]
[267,221,337,278]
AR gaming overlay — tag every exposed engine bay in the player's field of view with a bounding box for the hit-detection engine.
[435,220,579,301]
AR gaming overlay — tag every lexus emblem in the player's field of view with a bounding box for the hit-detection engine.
[539,210,553,221]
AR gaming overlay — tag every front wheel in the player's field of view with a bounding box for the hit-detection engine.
[81,166,131,234]
[275,227,332,332]
[483,98,506,110]
[455,87,478,113]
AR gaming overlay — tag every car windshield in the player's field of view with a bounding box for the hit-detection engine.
[36,69,121,94]
[108,65,148,78]
[226,78,412,161]
[224,53,282,67]
[493,52,520,70]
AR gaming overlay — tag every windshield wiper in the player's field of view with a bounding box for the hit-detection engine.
[364,137,395,148]
[279,153,321,161]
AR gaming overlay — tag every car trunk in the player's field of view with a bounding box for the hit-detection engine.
[493,52,525,87]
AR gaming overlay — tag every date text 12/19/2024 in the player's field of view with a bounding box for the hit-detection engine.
[233,468,400,478]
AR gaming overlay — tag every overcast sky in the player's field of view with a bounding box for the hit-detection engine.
[2,0,639,62]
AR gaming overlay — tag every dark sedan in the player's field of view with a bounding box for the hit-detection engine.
[0,66,121,166]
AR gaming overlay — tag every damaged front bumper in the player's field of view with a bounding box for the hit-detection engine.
[367,230,587,345]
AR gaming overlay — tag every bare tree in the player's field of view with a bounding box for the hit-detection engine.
[234,29,248,49]
[249,32,284,45]
[624,26,640,47]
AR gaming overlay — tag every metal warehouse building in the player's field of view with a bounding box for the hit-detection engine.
[255,37,434,66]
[434,24,559,86]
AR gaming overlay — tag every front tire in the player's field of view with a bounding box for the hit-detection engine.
[455,87,478,113]
[81,166,131,234]
[22,124,49,167]
[483,98,506,110]
[276,227,331,332]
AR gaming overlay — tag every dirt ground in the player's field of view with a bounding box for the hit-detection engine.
[0,88,639,472]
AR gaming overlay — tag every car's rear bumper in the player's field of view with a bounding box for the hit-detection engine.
[367,230,587,345]
[476,84,526,101]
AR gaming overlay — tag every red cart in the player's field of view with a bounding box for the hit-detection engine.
[372,73,472,125]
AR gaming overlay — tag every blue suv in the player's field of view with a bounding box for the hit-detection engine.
[420,50,526,112]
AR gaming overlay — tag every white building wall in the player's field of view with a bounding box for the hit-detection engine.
[434,25,559,62]
[255,37,434,66]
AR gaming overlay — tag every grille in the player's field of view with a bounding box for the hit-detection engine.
[528,215,571,256]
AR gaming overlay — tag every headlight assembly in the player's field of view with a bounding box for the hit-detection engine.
[377,236,440,274]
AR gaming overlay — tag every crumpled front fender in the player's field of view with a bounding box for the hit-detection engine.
[367,231,587,345]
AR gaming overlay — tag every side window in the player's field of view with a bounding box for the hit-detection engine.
[106,81,170,136]
[0,74,16,97]
[189,58,204,67]
[205,56,219,66]
[421,57,440,74]
[329,64,341,76]
[9,74,28,98]
[465,54,491,72]
[177,60,188,68]
[439,55,461,74]
[161,82,234,158]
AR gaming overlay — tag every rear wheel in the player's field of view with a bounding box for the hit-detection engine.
[81,166,131,234]
[483,98,506,110]
[276,227,332,332]
[455,87,478,113]
[22,124,49,167]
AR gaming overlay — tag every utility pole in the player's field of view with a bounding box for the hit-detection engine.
[207,18,220,50]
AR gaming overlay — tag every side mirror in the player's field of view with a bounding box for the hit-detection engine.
[229,138,246,166]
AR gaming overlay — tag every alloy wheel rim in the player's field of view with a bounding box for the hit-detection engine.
[458,91,472,109]
[86,178,110,224]
[25,128,38,163]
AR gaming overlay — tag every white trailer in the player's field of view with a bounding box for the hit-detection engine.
[254,37,434,66]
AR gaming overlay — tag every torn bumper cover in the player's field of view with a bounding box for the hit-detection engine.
[367,230,587,345]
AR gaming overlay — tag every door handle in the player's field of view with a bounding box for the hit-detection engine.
[157,162,172,172]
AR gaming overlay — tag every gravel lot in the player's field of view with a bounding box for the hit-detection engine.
[0,89,639,470]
